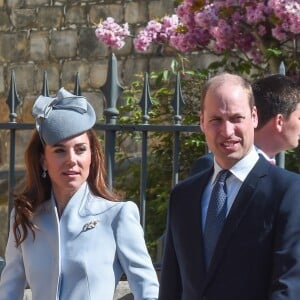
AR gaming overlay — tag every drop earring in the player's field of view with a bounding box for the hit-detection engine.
[42,169,47,178]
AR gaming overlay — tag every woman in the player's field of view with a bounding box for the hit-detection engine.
[0,88,159,300]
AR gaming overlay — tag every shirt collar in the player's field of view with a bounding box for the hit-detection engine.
[255,146,276,164]
[212,146,259,183]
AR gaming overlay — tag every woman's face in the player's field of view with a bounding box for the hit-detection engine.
[41,132,91,201]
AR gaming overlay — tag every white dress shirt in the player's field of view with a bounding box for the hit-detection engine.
[201,146,259,230]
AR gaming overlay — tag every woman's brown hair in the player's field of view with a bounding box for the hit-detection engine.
[13,129,120,246]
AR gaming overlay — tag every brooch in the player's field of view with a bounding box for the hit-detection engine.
[82,219,100,232]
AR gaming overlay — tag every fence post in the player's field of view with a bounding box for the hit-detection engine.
[139,72,152,229]
[171,72,185,187]
[101,52,123,189]
[6,71,20,224]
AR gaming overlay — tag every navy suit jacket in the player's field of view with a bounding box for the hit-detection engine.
[189,152,214,176]
[159,157,300,300]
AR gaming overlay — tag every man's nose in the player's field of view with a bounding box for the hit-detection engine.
[221,121,234,137]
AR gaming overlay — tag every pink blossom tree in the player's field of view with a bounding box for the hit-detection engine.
[169,0,300,76]
[95,0,300,77]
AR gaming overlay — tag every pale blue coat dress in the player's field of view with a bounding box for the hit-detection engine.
[0,182,159,300]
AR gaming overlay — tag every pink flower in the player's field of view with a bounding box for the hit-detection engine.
[257,25,267,37]
[245,3,267,24]
[269,0,300,35]
[272,26,287,41]
[95,17,130,49]
[134,31,154,52]
[194,4,218,29]
[134,14,181,52]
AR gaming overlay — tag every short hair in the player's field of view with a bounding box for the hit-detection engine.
[252,74,300,130]
[200,72,254,112]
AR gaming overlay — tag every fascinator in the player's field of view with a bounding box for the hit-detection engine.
[32,88,96,145]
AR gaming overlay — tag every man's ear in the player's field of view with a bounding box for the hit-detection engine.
[199,111,204,132]
[252,106,258,129]
[275,114,284,132]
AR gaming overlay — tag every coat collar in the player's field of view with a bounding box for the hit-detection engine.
[39,182,121,217]
[77,183,121,217]
[36,182,123,241]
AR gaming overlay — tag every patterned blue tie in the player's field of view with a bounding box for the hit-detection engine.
[204,169,230,268]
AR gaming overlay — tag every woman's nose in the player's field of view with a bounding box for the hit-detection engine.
[66,151,76,165]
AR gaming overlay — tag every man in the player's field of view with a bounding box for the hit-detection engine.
[159,73,300,299]
[189,74,300,174]
[253,74,300,161]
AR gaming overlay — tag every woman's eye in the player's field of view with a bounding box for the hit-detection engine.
[54,148,64,153]
[76,146,87,153]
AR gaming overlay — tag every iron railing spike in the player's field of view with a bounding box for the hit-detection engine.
[74,72,81,96]
[101,52,123,121]
[6,71,20,122]
[139,72,153,124]
[171,72,185,125]
[41,71,49,96]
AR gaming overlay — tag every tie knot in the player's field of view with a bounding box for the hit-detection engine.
[215,169,230,184]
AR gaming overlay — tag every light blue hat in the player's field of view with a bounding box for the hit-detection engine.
[32,87,96,145]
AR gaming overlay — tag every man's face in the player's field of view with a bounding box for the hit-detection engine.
[280,103,300,150]
[200,82,258,169]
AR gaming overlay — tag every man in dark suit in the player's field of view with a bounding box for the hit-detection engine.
[189,74,300,175]
[158,73,300,300]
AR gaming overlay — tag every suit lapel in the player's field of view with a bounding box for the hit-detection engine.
[193,171,212,274]
[202,157,269,290]
[171,169,213,287]
[181,169,214,284]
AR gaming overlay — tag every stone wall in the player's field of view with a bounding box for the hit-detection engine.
[0,0,175,104]
[0,0,182,175]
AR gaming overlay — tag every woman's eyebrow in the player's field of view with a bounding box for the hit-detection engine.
[52,143,64,148]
